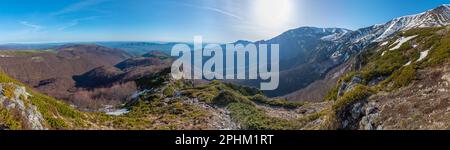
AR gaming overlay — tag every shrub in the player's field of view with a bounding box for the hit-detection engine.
[341,72,358,83]
[2,84,16,100]
[377,65,417,91]
[360,50,407,82]
[332,85,372,111]
[45,117,67,129]
[212,90,251,106]
[401,27,443,37]
[391,65,417,89]
[224,82,261,96]
[163,86,175,97]
[324,85,340,101]
[423,33,450,66]
[0,108,22,130]
[135,68,171,89]
[227,103,299,130]
[30,91,87,129]
[250,94,304,109]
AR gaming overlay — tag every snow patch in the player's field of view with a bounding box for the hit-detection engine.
[131,89,150,99]
[403,61,412,66]
[106,109,130,116]
[330,51,342,59]
[321,30,350,41]
[381,51,387,56]
[380,41,389,46]
[100,105,130,116]
[417,49,430,62]
[0,54,12,58]
[389,35,418,51]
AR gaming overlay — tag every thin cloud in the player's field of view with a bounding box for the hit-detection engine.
[176,2,243,20]
[52,0,110,16]
[201,6,243,20]
[58,21,79,31]
[20,21,43,31]
[58,16,101,31]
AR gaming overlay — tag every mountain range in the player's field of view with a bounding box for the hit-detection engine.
[262,4,450,99]
[1,4,450,130]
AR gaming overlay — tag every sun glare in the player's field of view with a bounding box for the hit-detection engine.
[252,0,293,29]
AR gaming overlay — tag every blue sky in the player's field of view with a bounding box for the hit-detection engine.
[0,0,448,43]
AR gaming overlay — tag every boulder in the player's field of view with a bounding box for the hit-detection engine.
[442,73,450,82]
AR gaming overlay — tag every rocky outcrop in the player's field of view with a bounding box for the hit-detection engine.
[359,102,381,130]
[338,76,363,97]
[363,65,450,130]
[0,83,46,130]
[442,72,450,82]
[335,98,368,130]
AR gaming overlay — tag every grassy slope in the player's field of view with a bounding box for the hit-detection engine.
[0,69,158,130]
[320,26,450,129]
[0,70,88,129]
[1,64,307,130]
[133,69,309,130]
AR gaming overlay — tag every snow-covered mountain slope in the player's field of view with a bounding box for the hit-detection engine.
[319,4,450,71]
[330,4,449,52]
[375,4,450,41]
[258,27,352,60]
[235,27,352,96]
[338,4,450,48]
[238,5,450,98]
[281,4,450,100]
[321,29,351,41]
[297,4,450,65]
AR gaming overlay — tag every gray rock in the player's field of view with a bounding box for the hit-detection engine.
[351,102,364,119]
[338,76,363,97]
[0,124,9,130]
[0,83,46,130]
[368,76,385,86]
[347,76,363,91]
[337,82,347,97]
[442,73,450,82]
[359,102,380,130]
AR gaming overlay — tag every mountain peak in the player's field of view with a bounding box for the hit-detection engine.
[287,26,351,33]
[233,40,253,45]
[439,4,450,8]
[372,4,450,41]
[431,4,450,13]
